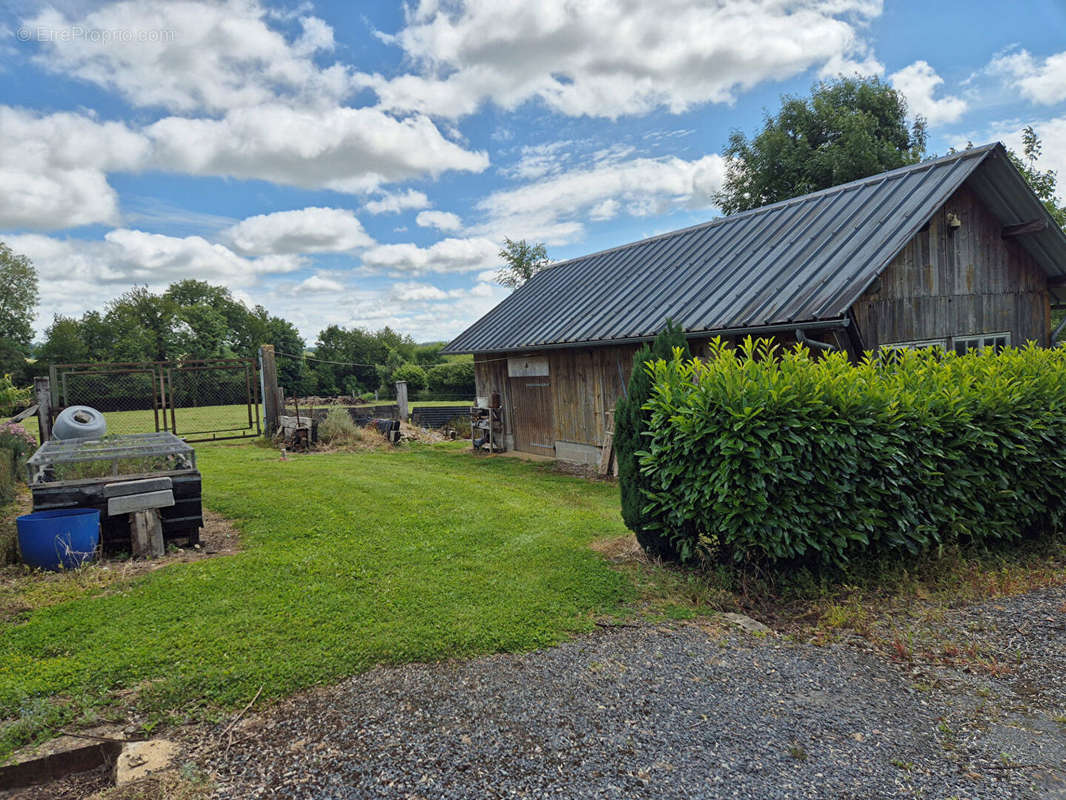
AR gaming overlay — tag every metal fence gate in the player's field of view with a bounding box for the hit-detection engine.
[50,358,261,442]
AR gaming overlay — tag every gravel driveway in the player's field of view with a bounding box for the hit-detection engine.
[203,586,1066,799]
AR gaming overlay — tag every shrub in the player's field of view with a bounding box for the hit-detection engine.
[318,406,362,444]
[614,320,690,561]
[426,361,475,396]
[392,362,427,393]
[0,375,30,418]
[638,338,1066,567]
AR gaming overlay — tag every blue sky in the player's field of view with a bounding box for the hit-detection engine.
[1,0,1065,344]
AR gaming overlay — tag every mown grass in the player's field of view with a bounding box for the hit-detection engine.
[84,401,470,440]
[0,442,630,759]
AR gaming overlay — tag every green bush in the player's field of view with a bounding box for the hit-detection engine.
[392,362,428,393]
[639,338,1066,567]
[614,320,690,561]
[426,361,475,396]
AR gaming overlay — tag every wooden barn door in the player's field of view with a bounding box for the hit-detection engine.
[510,377,555,455]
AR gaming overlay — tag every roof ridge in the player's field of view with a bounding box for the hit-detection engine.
[528,143,999,280]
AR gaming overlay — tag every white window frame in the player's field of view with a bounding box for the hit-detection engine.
[951,332,1011,355]
[879,338,947,353]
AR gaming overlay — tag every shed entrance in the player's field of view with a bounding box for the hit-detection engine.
[509,377,554,455]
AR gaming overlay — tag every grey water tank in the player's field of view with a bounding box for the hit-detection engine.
[53,406,108,440]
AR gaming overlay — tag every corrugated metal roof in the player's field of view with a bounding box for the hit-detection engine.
[445,143,1066,354]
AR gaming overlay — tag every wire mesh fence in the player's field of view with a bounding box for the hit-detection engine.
[52,359,260,442]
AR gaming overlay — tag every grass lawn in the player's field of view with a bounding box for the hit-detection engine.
[78,401,471,440]
[0,442,630,758]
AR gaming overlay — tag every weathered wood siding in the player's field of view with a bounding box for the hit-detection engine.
[851,184,1051,349]
[475,345,639,454]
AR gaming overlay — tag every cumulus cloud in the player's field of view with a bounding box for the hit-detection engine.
[416,210,462,231]
[8,230,302,331]
[976,116,1066,203]
[293,273,347,294]
[0,107,150,229]
[358,0,884,119]
[0,100,487,230]
[364,189,431,215]
[147,105,489,193]
[361,237,501,275]
[475,153,726,244]
[27,0,353,113]
[889,61,967,125]
[224,207,373,255]
[989,48,1066,106]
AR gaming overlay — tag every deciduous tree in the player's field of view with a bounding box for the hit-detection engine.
[716,76,927,214]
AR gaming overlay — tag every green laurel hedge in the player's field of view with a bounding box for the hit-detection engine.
[637,338,1066,566]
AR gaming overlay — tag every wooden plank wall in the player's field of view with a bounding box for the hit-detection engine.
[851,184,1050,349]
[549,344,639,447]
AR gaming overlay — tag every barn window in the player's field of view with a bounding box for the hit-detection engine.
[952,332,1010,355]
[879,338,946,354]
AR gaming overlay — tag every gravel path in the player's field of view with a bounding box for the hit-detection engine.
[203,587,1066,799]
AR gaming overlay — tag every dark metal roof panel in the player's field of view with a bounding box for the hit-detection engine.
[445,143,1066,353]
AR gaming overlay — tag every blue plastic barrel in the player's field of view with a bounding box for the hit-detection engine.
[17,509,100,571]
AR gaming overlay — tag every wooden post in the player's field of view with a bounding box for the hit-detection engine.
[395,381,408,422]
[130,509,165,558]
[34,376,52,442]
[259,345,279,436]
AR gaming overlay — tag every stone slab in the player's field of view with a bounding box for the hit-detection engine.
[107,490,175,516]
[104,477,173,498]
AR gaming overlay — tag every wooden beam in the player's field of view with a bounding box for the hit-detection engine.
[1048,275,1066,289]
[1002,219,1047,239]
[34,377,51,443]
[259,344,279,436]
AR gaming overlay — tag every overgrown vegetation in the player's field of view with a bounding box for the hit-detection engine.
[614,321,690,561]
[639,338,1066,567]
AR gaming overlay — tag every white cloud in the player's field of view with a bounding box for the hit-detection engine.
[359,0,884,119]
[889,61,967,125]
[293,273,347,294]
[147,104,489,194]
[237,275,512,344]
[476,153,726,244]
[976,116,1066,203]
[361,237,500,275]
[8,230,302,331]
[0,107,150,230]
[989,48,1066,106]
[390,281,448,302]
[27,0,353,113]
[416,210,462,231]
[225,207,373,255]
[364,189,430,215]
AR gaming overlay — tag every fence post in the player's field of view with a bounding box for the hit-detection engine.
[259,344,279,436]
[395,381,408,422]
[35,376,52,442]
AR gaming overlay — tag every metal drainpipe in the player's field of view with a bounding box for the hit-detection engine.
[795,329,837,352]
[1051,315,1066,346]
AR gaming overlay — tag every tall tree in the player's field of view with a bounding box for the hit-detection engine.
[716,76,927,214]
[1008,125,1066,231]
[0,242,39,373]
[495,238,549,288]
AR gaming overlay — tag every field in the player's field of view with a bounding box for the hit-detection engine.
[38,400,474,441]
[0,442,630,757]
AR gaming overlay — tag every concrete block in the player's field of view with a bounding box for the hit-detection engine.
[107,490,175,516]
[554,440,602,466]
[104,477,173,498]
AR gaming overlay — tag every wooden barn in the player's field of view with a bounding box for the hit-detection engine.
[444,143,1066,464]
